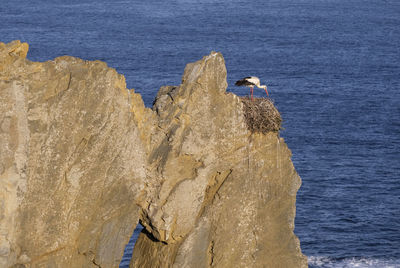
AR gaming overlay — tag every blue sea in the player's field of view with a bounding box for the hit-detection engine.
[2,0,399,267]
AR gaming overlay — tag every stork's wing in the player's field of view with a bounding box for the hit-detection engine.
[245,76,260,85]
[235,77,256,86]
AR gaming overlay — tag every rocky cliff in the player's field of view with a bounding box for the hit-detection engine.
[0,40,307,267]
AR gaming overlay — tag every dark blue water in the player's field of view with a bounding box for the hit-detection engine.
[2,1,399,267]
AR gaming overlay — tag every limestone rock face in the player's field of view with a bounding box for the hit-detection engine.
[131,53,307,267]
[0,41,306,268]
[0,41,150,267]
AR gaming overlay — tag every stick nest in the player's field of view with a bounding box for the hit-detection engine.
[240,97,282,133]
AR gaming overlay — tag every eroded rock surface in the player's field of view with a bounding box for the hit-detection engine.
[0,41,150,267]
[0,41,306,268]
[131,53,307,267]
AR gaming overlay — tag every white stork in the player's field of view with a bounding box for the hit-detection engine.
[235,76,269,100]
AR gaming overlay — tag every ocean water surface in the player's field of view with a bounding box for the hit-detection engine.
[1,0,399,267]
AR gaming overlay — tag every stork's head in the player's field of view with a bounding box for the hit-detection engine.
[261,85,269,96]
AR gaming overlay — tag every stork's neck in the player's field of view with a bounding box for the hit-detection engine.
[256,84,267,89]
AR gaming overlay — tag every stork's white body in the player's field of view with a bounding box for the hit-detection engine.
[244,76,262,87]
[235,76,269,100]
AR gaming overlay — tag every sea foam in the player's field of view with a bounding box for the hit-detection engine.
[308,256,400,268]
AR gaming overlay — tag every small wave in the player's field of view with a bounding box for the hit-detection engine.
[308,256,400,268]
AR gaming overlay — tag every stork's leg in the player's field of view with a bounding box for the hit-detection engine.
[265,88,269,96]
[251,87,254,101]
